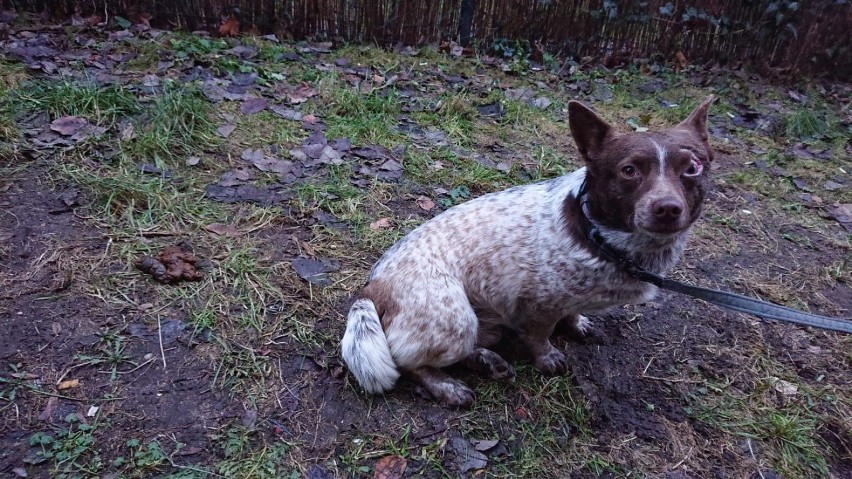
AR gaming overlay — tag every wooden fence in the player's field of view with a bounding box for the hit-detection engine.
[12,0,852,78]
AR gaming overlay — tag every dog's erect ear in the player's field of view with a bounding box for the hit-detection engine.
[568,101,613,159]
[678,94,715,142]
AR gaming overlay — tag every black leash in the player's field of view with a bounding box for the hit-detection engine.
[577,188,852,334]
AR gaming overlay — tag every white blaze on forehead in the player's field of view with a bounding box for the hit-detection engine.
[650,139,667,177]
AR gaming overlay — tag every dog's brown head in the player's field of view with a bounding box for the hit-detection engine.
[567,96,715,237]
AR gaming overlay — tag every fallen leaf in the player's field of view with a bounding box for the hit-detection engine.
[241,409,258,429]
[240,97,269,115]
[86,405,99,417]
[50,116,88,136]
[205,223,242,237]
[186,156,201,166]
[216,124,236,137]
[369,218,392,230]
[473,439,500,452]
[773,378,798,396]
[57,379,80,390]
[37,396,58,421]
[291,257,341,286]
[373,455,407,479]
[531,96,552,109]
[303,113,318,124]
[450,437,488,473]
[416,195,435,211]
[828,203,852,231]
[270,105,303,121]
[288,83,317,104]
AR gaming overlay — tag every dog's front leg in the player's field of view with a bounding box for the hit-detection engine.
[517,311,568,376]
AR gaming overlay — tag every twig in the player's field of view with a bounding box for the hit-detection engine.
[157,315,167,369]
[641,374,702,384]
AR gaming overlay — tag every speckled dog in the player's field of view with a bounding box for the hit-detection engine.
[342,96,715,407]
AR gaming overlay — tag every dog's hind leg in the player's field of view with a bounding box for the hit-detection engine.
[407,366,475,408]
[460,348,515,382]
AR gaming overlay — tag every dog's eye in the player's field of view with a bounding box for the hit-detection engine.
[621,165,638,178]
[683,159,703,177]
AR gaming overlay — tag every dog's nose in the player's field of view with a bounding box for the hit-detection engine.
[652,199,683,222]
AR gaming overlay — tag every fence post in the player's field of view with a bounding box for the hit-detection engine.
[459,0,474,47]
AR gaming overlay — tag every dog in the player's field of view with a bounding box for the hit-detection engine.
[341,95,715,407]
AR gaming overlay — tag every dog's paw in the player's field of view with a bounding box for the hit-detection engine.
[435,378,476,408]
[534,347,568,376]
[466,348,516,382]
[574,315,592,336]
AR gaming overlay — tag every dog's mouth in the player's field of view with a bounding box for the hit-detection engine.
[634,212,692,237]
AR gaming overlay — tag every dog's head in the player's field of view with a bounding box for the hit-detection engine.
[568,96,715,237]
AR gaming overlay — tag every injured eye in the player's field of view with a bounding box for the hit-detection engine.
[683,158,703,177]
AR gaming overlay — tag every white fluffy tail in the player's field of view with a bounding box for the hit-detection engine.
[341,298,400,393]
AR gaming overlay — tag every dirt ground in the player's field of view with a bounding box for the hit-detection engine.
[1,11,850,479]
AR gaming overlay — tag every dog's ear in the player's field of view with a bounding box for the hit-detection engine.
[568,101,613,159]
[678,95,715,142]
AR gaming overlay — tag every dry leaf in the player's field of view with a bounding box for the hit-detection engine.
[773,378,798,396]
[37,396,58,421]
[50,116,88,136]
[373,455,407,479]
[205,223,242,237]
[416,195,435,211]
[302,114,318,124]
[57,379,80,390]
[369,218,392,230]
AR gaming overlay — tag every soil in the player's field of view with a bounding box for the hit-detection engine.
[3,161,849,478]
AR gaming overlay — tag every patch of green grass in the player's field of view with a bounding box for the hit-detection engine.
[689,363,833,478]
[3,78,139,126]
[60,162,220,230]
[121,82,217,165]
[320,84,402,144]
[785,108,829,140]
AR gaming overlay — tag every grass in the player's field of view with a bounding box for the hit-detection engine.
[3,78,139,126]
[2,25,850,479]
[120,82,217,164]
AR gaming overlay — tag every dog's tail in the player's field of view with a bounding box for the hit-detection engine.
[341,298,400,393]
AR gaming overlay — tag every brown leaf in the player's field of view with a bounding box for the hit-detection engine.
[373,455,407,479]
[369,218,392,230]
[50,116,88,136]
[828,203,852,231]
[415,195,435,211]
[57,379,80,390]
[240,97,269,115]
[37,396,58,421]
[303,114,318,124]
[288,83,317,104]
[205,223,242,237]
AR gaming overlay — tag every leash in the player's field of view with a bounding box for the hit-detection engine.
[576,186,852,333]
[585,227,852,334]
